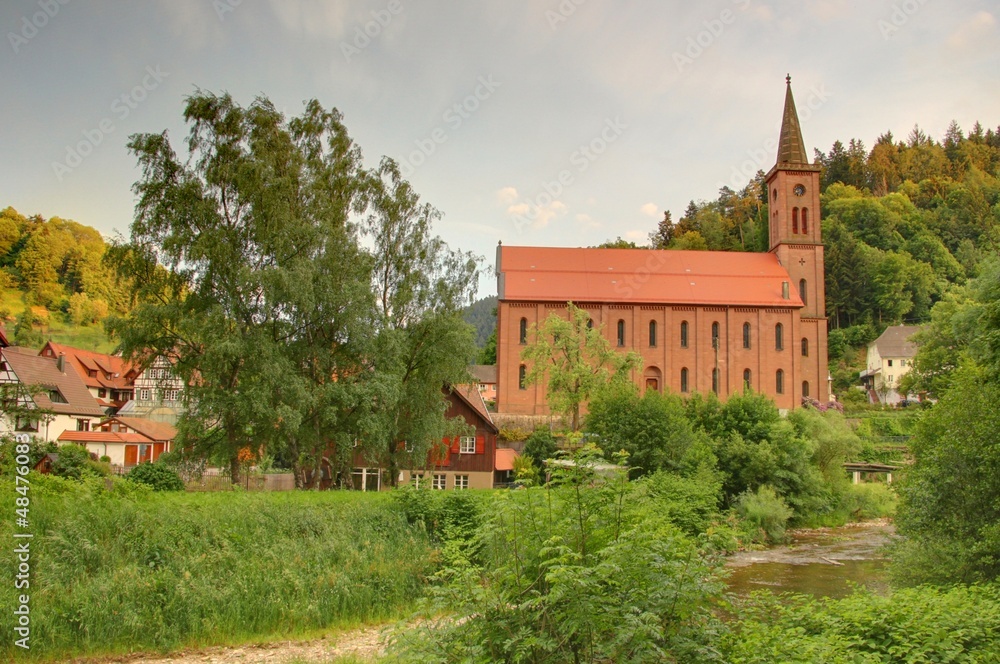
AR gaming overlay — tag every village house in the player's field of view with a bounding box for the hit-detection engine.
[39,341,139,414]
[352,384,511,491]
[0,346,107,441]
[470,364,498,405]
[860,325,922,404]
[57,415,176,468]
[116,355,186,424]
[495,78,829,415]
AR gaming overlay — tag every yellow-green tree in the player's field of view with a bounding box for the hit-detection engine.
[521,302,640,431]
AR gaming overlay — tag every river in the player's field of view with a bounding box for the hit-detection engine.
[725,520,894,599]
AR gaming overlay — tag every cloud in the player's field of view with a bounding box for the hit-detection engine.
[640,202,659,217]
[576,213,599,228]
[948,11,996,49]
[267,1,352,38]
[625,230,647,242]
[496,186,519,205]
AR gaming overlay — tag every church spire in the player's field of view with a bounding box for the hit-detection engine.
[776,74,809,165]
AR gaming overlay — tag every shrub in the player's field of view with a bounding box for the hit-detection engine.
[50,444,100,480]
[735,485,794,544]
[841,482,898,520]
[522,427,559,472]
[126,461,185,491]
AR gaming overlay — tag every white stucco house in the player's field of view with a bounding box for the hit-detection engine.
[860,325,922,404]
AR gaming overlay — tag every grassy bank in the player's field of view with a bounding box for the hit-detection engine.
[0,476,433,661]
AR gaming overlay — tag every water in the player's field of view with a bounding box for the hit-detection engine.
[725,522,893,599]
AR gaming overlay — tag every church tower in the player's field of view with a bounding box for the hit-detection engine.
[766,76,828,402]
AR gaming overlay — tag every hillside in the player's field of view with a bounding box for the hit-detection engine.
[0,206,121,352]
[463,295,497,347]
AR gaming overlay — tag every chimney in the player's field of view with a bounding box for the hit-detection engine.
[782,281,790,300]
[57,353,66,373]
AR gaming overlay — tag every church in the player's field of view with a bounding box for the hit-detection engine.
[495,78,829,414]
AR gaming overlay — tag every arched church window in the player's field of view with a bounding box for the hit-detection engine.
[802,208,809,234]
[519,318,527,345]
[743,322,751,349]
[799,279,808,305]
[680,321,689,348]
[776,369,784,394]
[775,323,784,350]
[649,320,657,347]
[617,320,626,347]
[680,368,689,393]
[792,207,799,234]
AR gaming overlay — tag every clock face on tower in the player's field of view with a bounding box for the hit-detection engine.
[793,184,806,196]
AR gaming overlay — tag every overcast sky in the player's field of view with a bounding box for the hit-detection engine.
[3,0,998,299]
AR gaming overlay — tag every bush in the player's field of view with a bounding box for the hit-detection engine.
[126,461,185,491]
[50,444,106,480]
[522,427,559,472]
[735,485,794,544]
[841,482,898,520]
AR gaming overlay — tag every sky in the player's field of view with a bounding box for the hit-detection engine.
[2,0,999,300]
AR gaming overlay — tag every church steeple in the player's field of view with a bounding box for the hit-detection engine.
[776,74,809,165]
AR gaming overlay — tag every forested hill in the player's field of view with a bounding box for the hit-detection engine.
[0,206,125,351]
[463,295,497,347]
[650,121,1000,345]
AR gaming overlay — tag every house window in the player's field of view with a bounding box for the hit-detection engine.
[776,369,785,394]
[901,359,907,367]
[712,368,720,395]
[802,381,810,398]
[518,365,527,390]
[680,321,689,348]
[792,207,799,234]
[165,389,179,401]
[801,338,809,357]
[460,436,476,454]
[648,320,657,347]
[775,323,784,350]
[799,279,808,305]
[432,474,446,490]
[411,473,423,489]
[586,318,594,329]
[617,320,626,347]
[743,322,751,349]
[743,369,752,390]
[680,368,689,393]
[887,359,893,367]
[15,416,37,432]
[802,208,809,234]
[519,318,528,345]
[773,188,778,201]
[77,419,90,432]
[140,388,150,401]
[455,474,469,490]
[49,389,68,404]
[98,388,107,398]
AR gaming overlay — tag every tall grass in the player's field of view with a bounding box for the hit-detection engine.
[0,476,433,660]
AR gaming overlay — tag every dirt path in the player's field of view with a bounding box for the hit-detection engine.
[75,623,395,664]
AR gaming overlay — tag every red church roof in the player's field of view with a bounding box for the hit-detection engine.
[498,246,803,308]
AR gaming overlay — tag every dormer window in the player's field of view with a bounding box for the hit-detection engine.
[49,389,68,404]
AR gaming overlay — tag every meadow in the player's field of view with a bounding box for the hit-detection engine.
[0,476,433,661]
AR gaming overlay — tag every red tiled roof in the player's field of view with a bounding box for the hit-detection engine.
[39,342,137,392]
[58,430,153,444]
[495,447,518,471]
[498,246,803,308]
[470,364,497,384]
[113,416,177,442]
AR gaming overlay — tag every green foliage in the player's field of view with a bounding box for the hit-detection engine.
[12,305,44,347]
[840,482,898,520]
[108,92,478,487]
[390,449,726,663]
[461,295,497,348]
[126,461,185,491]
[521,302,641,431]
[893,363,1000,585]
[720,584,1000,663]
[49,443,108,480]
[521,427,559,472]
[0,434,55,475]
[0,483,432,660]
[497,425,530,442]
[634,469,723,538]
[734,485,794,544]
[586,381,707,477]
